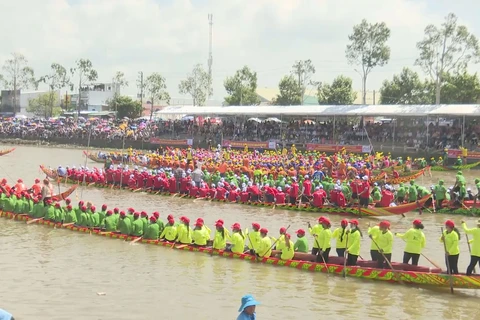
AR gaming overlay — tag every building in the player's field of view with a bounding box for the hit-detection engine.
[72,82,120,112]
[20,90,61,116]
[0,90,20,115]
[255,87,381,105]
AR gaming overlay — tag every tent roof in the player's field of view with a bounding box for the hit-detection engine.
[155,104,480,117]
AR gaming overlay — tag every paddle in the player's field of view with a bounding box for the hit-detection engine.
[194,197,207,202]
[465,233,477,274]
[440,227,454,294]
[130,236,143,244]
[264,225,291,259]
[27,218,43,225]
[62,222,75,227]
[313,234,329,274]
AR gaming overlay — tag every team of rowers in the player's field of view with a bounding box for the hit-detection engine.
[52,163,477,209]
[2,181,480,275]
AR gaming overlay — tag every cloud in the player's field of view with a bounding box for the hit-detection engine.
[0,0,479,102]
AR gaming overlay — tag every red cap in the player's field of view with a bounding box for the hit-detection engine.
[413,219,422,226]
[17,179,23,183]
[106,210,113,216]
[196,218,204,224]
[322,218,331,226]
[81,205,87,211]
[120,211,126,217]
[279,227,286,234]
[260,228,268,234]
[24,193,30,199]
[379,220,391,228]
[341,219,348,227]
[252,222,260,230]
[141,211,147,217]
[168,217,174,223]
[150,216,157,222]
[33,198,39,203]
[285,233,291,239]
[128,208,134,213]
[55,202,60,208]
[349,219,359,226]
[181,217,190,223]
[35,178,40,183]
[445,220,455,228]
[167,214,174,220]
[215,219,224,225]
[79,200,84,205]
[65,198,71,204]
[318,216,326,222]
[153,212,160,218]
[296,229,305,235]
[195,221,203,227]
[134,212,140,218]
[215,221,224,227]
[231,223,241,230]
[102,204,107,210]
[114,208,119,213]
[66,204,72,210]
[90,206,96,212]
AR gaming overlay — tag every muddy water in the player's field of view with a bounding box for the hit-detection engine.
[1,146,480,320]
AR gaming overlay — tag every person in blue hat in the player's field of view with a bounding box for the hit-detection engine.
[0,308,14,320]
[237,294,260,320]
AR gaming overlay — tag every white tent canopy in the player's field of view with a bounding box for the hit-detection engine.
[155,104,480,117]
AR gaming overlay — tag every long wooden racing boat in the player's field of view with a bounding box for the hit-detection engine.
[51,185,78,201]
[1,211,479,290]
[371,168,427,185]
[56,175,431,217]
[84,151,124,165]
[0,148,15,156]
[430,161,480,172]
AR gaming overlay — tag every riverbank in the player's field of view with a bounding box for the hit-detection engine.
[0,135,445,160]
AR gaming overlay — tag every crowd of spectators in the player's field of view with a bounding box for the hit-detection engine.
[0,115,477,151]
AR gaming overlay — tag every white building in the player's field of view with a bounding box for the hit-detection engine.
[76,82,119,112]
[19,90,61,116]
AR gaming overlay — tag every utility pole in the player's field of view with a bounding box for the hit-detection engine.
[207,14,213,100]
[138,71,144,106]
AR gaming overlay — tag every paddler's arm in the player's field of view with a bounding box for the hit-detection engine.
[461,221,474,234]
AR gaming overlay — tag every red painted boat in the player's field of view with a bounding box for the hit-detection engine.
[2,211,479,290]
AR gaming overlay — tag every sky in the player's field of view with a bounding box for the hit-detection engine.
[1,0,480,102]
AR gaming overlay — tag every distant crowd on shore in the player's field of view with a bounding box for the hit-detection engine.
[0,115,478,151]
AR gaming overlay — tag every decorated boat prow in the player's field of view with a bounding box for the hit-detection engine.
[0,148,15,156]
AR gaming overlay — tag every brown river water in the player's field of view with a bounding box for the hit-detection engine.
[1,146,480,320]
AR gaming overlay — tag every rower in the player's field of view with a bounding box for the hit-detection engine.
[434,180,447,209]
[192,219,209,247]
[177,216,193,244]
[212,220,229,250]
[317,218,332,263]
[118,211,132,235]
[257,228,272,258]
[375,221,393,269]
[229,222,245,254]
[367,222,381,261]
[248,222,262,255]
[294,229,309,253]
[395,219,426,266]
[103,210,117,232]
[159,216,177,242]
[280,234,295,261]
[332,219,348,257]
[131,212,144,237]
[346,219,362,266]
[308,216,325,255]
[461,219,480,275]
[275,227,287,251]
[440,220,460,274]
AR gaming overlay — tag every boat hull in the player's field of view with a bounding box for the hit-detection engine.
[0,148,15,156]
[2,210,480,290]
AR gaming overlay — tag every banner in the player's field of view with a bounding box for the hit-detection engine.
[447,149,480,159]
[222,140,271,149]
[305,144,366,153]
[149,138,193,146]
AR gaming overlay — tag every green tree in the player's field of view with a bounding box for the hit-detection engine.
[346,19,391,104]
[440,72,480,104]
[39,63,70,116]
[379,68,433,104]
[179,64,212,106]
[109,95,143,119]
[0,53,37,113]
[144,72,170,120]
[317,75,357,105]
[416,13,480,104]
[70,59,98,115]
[27,92,61,118]
[272,75,301,105]
[291,59,316,105]
[224,66,260,106]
